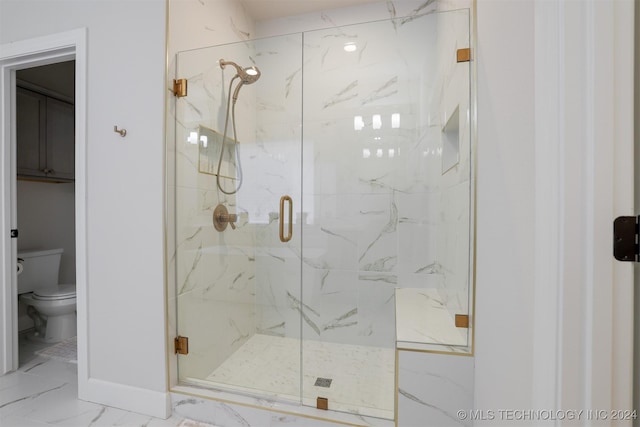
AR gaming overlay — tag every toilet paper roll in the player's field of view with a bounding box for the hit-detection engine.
[17,261,23,275]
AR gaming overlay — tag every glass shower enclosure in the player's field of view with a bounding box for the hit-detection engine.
[172,9,472,420]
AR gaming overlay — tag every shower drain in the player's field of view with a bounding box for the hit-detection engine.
[314,377,332,388]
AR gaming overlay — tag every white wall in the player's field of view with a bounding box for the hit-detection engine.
[474,0,536,413]
[2,0,630,422]
[475,0,634,422]
[633,0,640,427]
[17,181,75,284]
[0,0,169,417]
[16,181,76,332]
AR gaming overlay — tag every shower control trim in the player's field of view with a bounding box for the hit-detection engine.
[213,204,237,231]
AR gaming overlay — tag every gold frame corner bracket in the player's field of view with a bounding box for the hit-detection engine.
[317,397,328,410]
[457,48,471,63]
[455,314,470,328]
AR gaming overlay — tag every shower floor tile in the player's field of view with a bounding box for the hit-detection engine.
[203,334,395,420]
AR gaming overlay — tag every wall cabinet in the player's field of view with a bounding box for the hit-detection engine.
[16,86,74,182]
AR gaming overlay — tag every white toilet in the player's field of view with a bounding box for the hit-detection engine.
[18,248,76,343]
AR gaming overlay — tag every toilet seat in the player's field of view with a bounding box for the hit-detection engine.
[32,284,76,301]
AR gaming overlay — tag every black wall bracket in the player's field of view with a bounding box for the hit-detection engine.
[613,216,639,262]
[10,229,18,239]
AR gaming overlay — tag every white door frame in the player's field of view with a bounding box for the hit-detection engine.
[530,0,634,417]
[0,29,88,394]
[475,0,633,421]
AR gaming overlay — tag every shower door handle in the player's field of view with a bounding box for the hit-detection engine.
[279,195,293,242]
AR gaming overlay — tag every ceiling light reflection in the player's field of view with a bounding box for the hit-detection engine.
[344,42,357,52]
[372,114,382,130]
[392,113,400,129]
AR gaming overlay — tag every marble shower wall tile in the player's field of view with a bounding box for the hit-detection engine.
[254,239,303,339]
[177,293,255,380]
[397,350,474,427]
[171,392,393,427]
[170,1,474,384]
[169,0,254,56]
[437,13,472,191]
[236,136,302,226]
[255,1,440,38]
[397,191,440,275]
[356,194,398,274]
[251,9,473,350]
[302,200,360,271]
[299,268,360,344]
[396,287,467,346]
[175,36,256,378]
[356,273,397,345]
[166,0,475,424]
[300,18,439,197]
[254,33,303,125]
[436,8,472,318]
[438,180,471,293]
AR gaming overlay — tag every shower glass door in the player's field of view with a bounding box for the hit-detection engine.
[173,33,304,401]
[299,9,471,419]
[172,8,472,421]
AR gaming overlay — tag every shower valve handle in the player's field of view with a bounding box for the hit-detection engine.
[213,204,237,231]
[219,213,237,230]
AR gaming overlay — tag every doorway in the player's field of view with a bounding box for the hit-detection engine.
[0,30,87,389]
[14,60,77,367]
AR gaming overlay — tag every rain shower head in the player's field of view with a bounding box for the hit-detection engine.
[219,59,261,85]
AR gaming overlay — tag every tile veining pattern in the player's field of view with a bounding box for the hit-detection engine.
[397,350,474,427]
[0,338,196,427]
[169,0,472,423]
[288,6,472,355]
[395,288,467,346]
[2,338,390,427]
[171,393,390,427]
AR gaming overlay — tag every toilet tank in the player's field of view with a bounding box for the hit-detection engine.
[17,248,64,294]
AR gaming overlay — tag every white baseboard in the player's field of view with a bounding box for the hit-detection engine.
[81,377,170,419]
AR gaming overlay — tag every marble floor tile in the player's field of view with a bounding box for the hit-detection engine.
[0,336,211,427]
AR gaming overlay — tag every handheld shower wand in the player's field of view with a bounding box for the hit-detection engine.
[216,59,261,195]
[219,59,261,103]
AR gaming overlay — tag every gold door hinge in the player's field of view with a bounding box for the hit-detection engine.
[457,48,471,63]
[174,336,189,354]
[173,79,188,97]
[455,314,470,328]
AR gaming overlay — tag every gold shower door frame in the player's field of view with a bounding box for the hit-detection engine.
[172,8,474,421]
